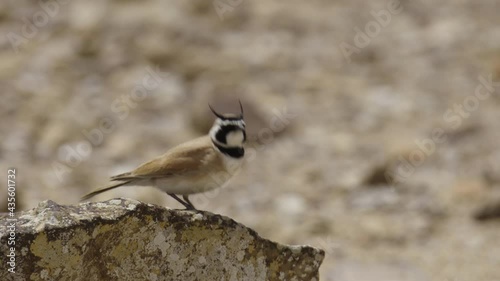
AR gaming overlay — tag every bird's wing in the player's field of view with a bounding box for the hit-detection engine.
[111,137,216,181]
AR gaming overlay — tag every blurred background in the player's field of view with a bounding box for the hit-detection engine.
[2,0,500,280]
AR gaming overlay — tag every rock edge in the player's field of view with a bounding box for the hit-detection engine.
[0,199,324,281]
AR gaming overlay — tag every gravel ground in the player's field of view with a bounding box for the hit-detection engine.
[2,0,500,280]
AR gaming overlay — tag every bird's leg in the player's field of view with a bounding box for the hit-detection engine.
[167,193,193,210]
[182,195,197,210]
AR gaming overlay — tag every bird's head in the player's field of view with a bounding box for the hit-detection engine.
[209,101,246,148]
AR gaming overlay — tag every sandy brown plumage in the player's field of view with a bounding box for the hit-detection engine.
[81,136,230,199]
[82,103,246,209]
[82,104,246,210]
[111,136,224,181]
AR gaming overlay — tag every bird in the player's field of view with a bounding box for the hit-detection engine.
[81,102,246,210]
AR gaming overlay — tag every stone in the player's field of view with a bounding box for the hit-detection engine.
[0,199,324,281]
[474,199,500,221]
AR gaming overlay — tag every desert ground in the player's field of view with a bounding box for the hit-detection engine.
[2,0,500,280]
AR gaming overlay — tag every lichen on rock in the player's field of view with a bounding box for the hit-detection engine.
[0,199,324,281]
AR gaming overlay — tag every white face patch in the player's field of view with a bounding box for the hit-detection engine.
[226,130,245,146]
[210,117,246,149]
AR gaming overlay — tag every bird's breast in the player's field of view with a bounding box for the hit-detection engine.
[220,153,244,176]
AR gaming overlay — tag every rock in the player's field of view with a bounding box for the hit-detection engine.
[0,199,324,281]
[449,179,488,203]
[474,200,500,221]
[363,163,392,186]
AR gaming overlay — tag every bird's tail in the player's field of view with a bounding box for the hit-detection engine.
[80,180,133,202]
